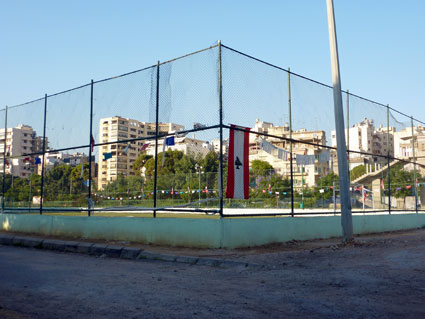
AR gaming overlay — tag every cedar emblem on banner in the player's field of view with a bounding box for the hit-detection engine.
[226,124,250,199]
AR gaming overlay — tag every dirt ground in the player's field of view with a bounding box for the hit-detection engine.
[1,228,425,318]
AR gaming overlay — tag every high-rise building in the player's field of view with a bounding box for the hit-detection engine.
[97,116,184,190]
[331,118,395,171]
[0,125,47,178]
[331,118,394,158]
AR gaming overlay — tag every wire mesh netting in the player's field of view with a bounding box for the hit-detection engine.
[46,86,91,151]
[291,75,335,144]
[3,100,45,211]
[0,108,5,183]
[92,66,155,212]
[156,47,220,212]
[413,119,425,210]
[44,86,91,211]
[222,46,289,129]
[7,99,45,157]
[347,95,390,212]
[388,110,418,211]
[1,43,425,216]
[3,155,37,211]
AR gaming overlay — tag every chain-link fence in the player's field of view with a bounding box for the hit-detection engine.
[1,42,424,217]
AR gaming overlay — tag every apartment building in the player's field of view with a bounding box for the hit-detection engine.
[98,116,184,190]
[144,136,212,158]
[36,151,96,179]
[249,119,329,188]
[0,125,46,178]
[210,138,228,158]
[331,118,395,169]
[393,125,425,159]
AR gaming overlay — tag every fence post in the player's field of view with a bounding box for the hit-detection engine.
[411,116,418,212]
[218,40,224,217]
[88,80,94,217]
[288,68,294,217]
[387,104,391,214]
[39,95,48,215]
[153,61,160,218]
[2,106,8,212]
[333,180,336,215]
[346,90,350,180]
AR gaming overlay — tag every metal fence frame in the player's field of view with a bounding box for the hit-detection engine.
[1,41,424,217]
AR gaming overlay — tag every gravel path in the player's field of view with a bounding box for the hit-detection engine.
[1,229,425,318]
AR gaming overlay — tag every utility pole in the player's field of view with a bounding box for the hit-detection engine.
[326,0,353,242]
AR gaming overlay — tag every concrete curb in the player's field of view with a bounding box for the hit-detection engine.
[43,239,66,251]
[0,234,257,269]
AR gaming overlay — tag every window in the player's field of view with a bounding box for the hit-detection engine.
[118,132,128,138]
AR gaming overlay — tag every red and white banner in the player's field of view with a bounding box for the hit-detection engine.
[226,125,250,199]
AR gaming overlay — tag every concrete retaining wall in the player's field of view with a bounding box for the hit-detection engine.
[1,213,425,248]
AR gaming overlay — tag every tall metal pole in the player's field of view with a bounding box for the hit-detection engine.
[387,104,391,214]
[2,106,8,212]
[39,94,48,215]
[88,80,94,217]
[326,0,353,242]
[218,40,224,217]
[153,61,160,218]
[288,68,294,217]
[411,116,418,212]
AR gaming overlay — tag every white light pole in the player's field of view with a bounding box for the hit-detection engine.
[326,0,353,242]
[195,164,202,204]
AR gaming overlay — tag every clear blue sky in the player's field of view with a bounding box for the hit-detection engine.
[1,0,424,121]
